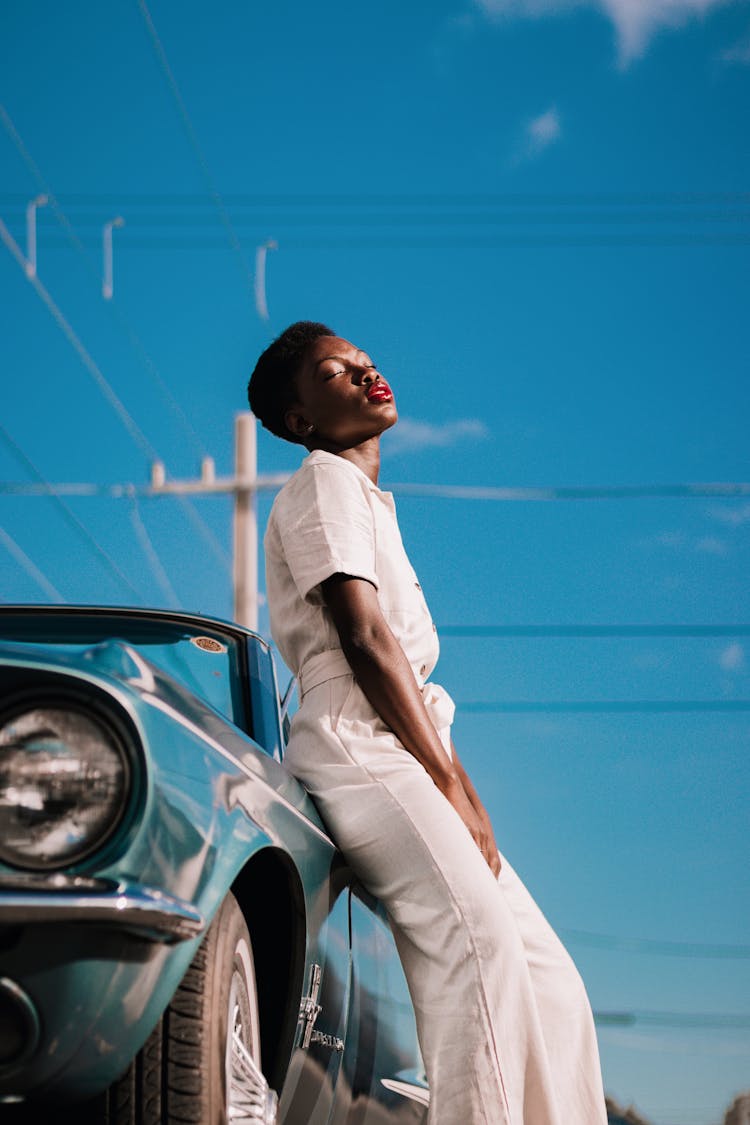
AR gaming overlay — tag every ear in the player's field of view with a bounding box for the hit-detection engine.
[284,406,312,440]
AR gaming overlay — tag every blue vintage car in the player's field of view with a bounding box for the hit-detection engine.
[0,605,429,1124]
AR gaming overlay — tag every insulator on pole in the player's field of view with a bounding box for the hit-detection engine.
[25,194,48,279]
[102,216,125,300]
[254,239,278,321]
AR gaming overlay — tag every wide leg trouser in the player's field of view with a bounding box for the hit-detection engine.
[286,674,608,1125]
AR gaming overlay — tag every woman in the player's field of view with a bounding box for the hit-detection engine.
[248,321,607,1125]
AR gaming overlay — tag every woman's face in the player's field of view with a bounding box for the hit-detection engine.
[286,336,398,449]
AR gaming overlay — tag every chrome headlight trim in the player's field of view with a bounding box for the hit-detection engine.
[0,693,135,872]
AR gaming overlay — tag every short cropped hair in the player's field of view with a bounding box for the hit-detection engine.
[248,321,335,443]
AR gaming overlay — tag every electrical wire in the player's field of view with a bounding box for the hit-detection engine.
[439,624,750,637]
[593,1010,750,1030]
[23,234,750,250]
[0,214,159,461]
[390,482,750,501]
[0,525,64,602]
[3,477,750,504]
[2,188,747,252]
[0,422,146,603]
[457,700,750,713]
[0,103,207,460]
[0,104,231,577]
[2,190,748,204]
[135,1,256,294]
[562,929,750,959]
[127,490,180,609]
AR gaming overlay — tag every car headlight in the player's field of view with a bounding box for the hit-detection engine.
[0,704,131,870]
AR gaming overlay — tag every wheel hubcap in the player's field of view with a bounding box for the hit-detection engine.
[226,967,278,1124]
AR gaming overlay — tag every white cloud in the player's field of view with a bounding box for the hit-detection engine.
[710,502,750,526]
[694,535,729,555]
[655,530,686,549]
[719,642,745,671]
[510,106,562,166]
[651,531,730,554]
[527,106,562,152]
[383,417,489,454]
[720,31,750,63]
[474,0,733,65]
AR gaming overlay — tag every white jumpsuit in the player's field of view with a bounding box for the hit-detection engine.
[265,449,607,1125]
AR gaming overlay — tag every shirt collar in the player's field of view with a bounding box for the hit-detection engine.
[305,449,388,496]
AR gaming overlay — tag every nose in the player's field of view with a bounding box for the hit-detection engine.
[359,366,378,385]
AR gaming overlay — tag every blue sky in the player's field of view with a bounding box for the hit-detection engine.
[2,2,749,1121]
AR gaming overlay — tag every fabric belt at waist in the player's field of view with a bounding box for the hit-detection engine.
[298,649,353,698]
[297,649,456,735]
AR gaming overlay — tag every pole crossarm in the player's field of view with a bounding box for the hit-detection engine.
[149,472,292,496]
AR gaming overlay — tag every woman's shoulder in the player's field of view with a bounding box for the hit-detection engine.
[269,451,370,526]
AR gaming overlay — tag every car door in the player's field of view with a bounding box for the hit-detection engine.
[328,886,428,1125]
[276,862,351,1125]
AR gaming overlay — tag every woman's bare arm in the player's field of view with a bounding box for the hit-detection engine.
[321,572,498,872]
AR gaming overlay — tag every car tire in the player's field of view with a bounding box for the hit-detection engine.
[96,890,276,1124]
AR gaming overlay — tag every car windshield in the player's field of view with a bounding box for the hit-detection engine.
[0,611,245,728]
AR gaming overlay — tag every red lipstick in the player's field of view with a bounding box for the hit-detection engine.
[366,380,393,402]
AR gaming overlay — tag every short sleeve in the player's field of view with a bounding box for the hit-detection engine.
[276,461,378,604]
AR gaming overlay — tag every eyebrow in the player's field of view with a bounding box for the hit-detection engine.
[313,350,370,372]
[313,355,346,370]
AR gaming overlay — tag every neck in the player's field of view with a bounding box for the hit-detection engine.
[306,436,381,484]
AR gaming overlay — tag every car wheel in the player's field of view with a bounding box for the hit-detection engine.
[99,890,277,1124]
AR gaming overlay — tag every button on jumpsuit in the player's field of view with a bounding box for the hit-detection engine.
[264,449,607,1125]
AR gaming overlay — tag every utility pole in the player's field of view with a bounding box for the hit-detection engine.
[233,412,256,630]
[149,412,290,631]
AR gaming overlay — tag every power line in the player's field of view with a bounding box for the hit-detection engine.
[0,102,232,575]
[458,700,750,713]
[391,482,750,501]
[6,207,750,227]
[0,214,159,461]
[0,423,146,603]
[0,213,213,600]
[173,496,232,574]
[0,192,230,577]
[563,929,750,959]
[0,102,207,459]
[2,190,749,204]
[2,477,749,502]
[20,235,750,250]
[439,625,750,637]
[127,491,180,609]
[594,1010,750,1030]
[0,525,64,603]
[136,0,257,295]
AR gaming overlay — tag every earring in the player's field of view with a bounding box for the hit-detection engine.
[305,423,315,434]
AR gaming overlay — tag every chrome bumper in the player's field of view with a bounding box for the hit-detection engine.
[0,874,205,943]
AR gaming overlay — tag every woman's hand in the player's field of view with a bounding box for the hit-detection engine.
[448,743,501,877]
[440,775,501,878]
